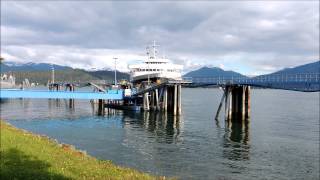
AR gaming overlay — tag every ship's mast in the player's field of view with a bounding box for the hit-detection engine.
[151,40,159,59]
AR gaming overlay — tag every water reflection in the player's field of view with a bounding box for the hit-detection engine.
[104,109,182,144]
[223,119,250,161]
[47,99,75,115]
[1,88,318,180]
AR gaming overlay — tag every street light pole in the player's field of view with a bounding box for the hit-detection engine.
[51,64,55,84]
[113,57,118,86]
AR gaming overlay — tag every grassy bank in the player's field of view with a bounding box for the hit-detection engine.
[0,121,162,180]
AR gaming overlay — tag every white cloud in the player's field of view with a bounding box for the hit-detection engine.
[1,1,319,75]
[2,45,147,72]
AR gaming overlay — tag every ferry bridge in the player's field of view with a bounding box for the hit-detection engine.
[182,73,320,92]
[0,73,319,120]
[184,73,320,121]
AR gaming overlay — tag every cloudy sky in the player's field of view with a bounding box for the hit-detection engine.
[1,1,319,75]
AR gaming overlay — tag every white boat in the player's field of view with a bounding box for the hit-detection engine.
[128,41,183,83]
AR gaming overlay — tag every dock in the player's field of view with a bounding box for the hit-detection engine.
[0,89,123,100]
[0,72,319,121]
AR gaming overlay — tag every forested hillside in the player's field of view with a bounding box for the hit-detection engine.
[1,62,130,85]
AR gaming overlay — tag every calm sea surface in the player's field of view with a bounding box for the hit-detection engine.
[1,88,319,179]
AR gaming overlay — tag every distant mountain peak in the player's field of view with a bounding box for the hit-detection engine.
[184,65,246,78]
[263,61,319,76]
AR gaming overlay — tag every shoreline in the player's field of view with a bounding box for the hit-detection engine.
[0,120,167,180]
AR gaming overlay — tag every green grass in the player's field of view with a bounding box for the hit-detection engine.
[0,120,164,180]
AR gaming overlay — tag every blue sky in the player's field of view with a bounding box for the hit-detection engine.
[1,1,319,75]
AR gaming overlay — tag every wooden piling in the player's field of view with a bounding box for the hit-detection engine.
[241,86,246,120]
[177,84,182,115]
[228,88,232,120]
[215,88,226,120]
[225,87,229,120]
[231,86,243,122]
[98,99,105,115]
[231,88,237,119]
[168,86,172,111]
[155,89,160,111]
[245,86,251,119]
[151,91,155,110]
[143,92,150,111]
[163,87,168,111]
[173,84,177,115]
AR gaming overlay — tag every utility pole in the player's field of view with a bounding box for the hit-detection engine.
[51,64,55,84]
[113,57,118,86]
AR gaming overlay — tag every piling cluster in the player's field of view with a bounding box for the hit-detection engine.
[141,84,182,115]
[224,85,250,122]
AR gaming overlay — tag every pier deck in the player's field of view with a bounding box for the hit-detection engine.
[0,89,123,100]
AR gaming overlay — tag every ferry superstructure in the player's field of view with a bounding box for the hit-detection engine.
[128,42,183,83]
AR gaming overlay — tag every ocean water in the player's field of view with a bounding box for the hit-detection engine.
[1,88,319,179]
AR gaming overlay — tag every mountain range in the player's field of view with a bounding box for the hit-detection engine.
[263,61,319,75]
[183,61,319,79]
[0,62,130,84]
[1,60,318,84]
[1,62,71,72]
[183,66,246,78]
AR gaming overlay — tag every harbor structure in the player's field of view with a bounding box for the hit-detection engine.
[0,73,16,89]
[1,42,319,120]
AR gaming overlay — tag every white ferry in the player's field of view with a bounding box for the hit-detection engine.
[128,41,183,83]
